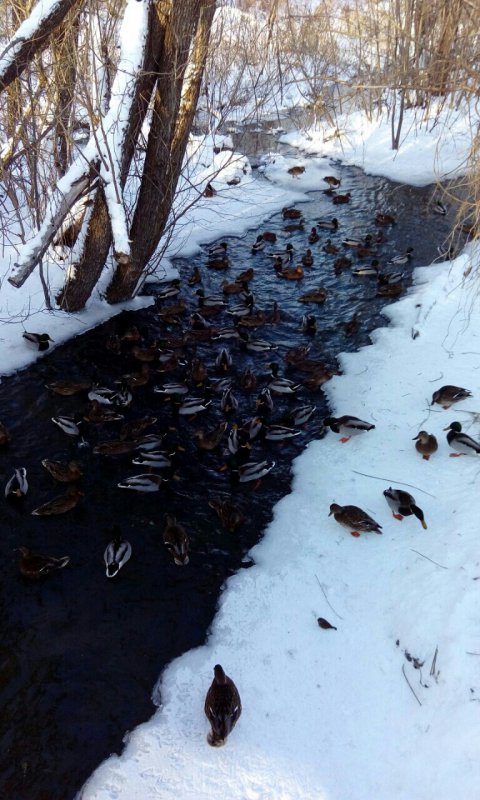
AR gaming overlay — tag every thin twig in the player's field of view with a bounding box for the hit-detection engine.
[428,373,444,382]
[314,574,344,620]
[466,652,480,656]
[351,470,436,498]
[430,646,438,676]
[402,664,422,706]
[410,549,448,569]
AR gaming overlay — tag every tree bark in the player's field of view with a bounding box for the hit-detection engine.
[0,0,84,94]
[106,0,216,303]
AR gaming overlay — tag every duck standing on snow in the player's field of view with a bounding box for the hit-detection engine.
[204,664,242,747]
[383,488,427,529]
[431,385,472,409]
[23,332,54,351]
[329,503,382,537]
[324,415,375,443]
[412,431,438,460]
[444,421,480,456]
[104,527,132,577]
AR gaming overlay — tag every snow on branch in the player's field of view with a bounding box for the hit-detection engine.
[8,0,151,289]
[0,0,83,93]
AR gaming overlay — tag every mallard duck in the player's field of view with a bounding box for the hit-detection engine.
[284,343,311,365]
[412,431,438,460]
[0,421,10,447]
[251,234,266,253]
[154,382,189,397]
[196,289,227,309]
[104,527,132,577]
[23,332,54,351]
[120,416,157,440]
[17,546,70,579]
[178,397,211,416]
[227,425,252,455]
[222,279,246,295]
[209,497,245,533]
[207,256,229,270]
[288,165,305,177]
[46,380,91,396]
[332,192,351,205]
[156,282,181,301]
[334,256,352,271]
[132,450,174,468]
[323,175,341,187]
[323,239,339,255]
[267,364,302,395]
[215,347,233,371]
[255,387,274,415]
[232,460,275,485]
[298,288,327,303]
[262,231,276,243]
[283,404,316,426]
[444,421,480,456]
[375,213,395,225]
[190,358,209,385]
[278,266,304,281]
[221,387,239,413]
[266,302,281,323]
[163,515,190,565]
[187,266,202,286]
[94,439,143,456]
[41,459,83,483]
[324,415,375,442]
[431,385,472,409]
[342,237,363,248]
[5,468,28,500]
[357,245,378,258]
[433,200,447,215]
[282,207,302,219]
[344,313,360,337]
[329,503,382,536]
[137,433,167,450]
[208,378,232,395]
[205,664,242,746]
[305,367,334,390]
[118,474,166,491]
[284,221,304,233]
[383,487,427,529]
[265,425,302,442]
[83,401,124,424]
[227,302,254,319]
[31,488,84,515]
[317,218,338,230]
[308,227,319,244]
[121,363,151,389]
[301,249,314,267]
[352,261,380,277]
[377,281,403,297]
[271,243,294,261]
[238,311,267,329]
[239,333,278,354]
[193,421,228,450]
[88,385,116,405]
[301,315,317,335]
[208,242,227,257]
[239,367,257,392]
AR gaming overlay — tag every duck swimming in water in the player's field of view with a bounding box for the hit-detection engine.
[41,459,83,483]
[17,546,70,579]
[383,487,427,529]
[31,488,84,515]
[205,664,242,746]
[5,468,28,500]
[163,514,190,565]
[104,527,132,577]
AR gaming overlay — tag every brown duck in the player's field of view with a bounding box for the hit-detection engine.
[31,488,84,516]
[163,515,190,565]
[209,497,245,533]
[17,546,70,579]
[41,459,83,483]
[329,503,382,537]
[205,664,242,746]
[412,430,438,460]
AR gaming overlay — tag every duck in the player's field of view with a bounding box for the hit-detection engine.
[376,281,403,297]
[120,416,158,440]
[154,382,189,396]
[282,207,302,219]
[317,218,338,230]
[231,459,275,485]
[204,182,216,198]
[284,222,304,233]
[265,425,302,442]
[262,231,277,243]
[332,192,351,205]
[104,527,132,577]
[328,503,382,536]
[324,415,375,442]
[94,439,144,456]
[267,363,302,395]
[298,287,327,303]
[178,397,211,416]
[208,242,227,258]
[301,249,314,267]
[5,468,28,500]
[352,261,380,277]
[222,279,246,295]
[193,421,228,450]
[31,488,84,515]
[301,315,317,335]
[433,200,447,215]
[117,474,166,491]
[341,237,364,248]
[155,282,181,301]
[266,301,281,323]
[284,343,312,365]
[444,421,480,456]
[256,387,274,415]
[187,266,202,286]
[83,401,124,424]
[130,343,159,362]
[208,378,233,395]
[205,664,242,746]
[383,487,427,529]
[304,367,335,390]
[344,312,360,336]
[375,213,396,225]
[227,425,252,455]
[41,459,83,483]
[239,332,278,354]
[356,245,378,258]
[283,404,316,426]
[308,227,319,244]
[88,384,116,405]
[323,175,341,187]
[190,358,209,385]
[215,347,233,371]
[323,239,339,255]
[412,430,438,460]
[251,234,266,253]
[45,379,91,396]
[17,546,70,579]
[22,332,54,351]
[334,256,352,271]
[121,363,151,389]
[163,515,190,565]
[239,367,257,392]
[271,243,294,261]
[207,256,229,270]
[220,387,239,413]
[0,421,10,447]
[288,165,305,177]
[196,289,227,309]
[431,385,472,409]
[132,450,175,469]
[278,266,304,281]
[209,497,245,533]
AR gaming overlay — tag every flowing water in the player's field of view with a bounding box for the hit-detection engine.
[0,157,459,799]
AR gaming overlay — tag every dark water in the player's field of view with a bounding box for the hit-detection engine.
[0,164,458,800]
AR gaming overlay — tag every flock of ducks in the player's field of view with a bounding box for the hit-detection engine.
[6,170,467,748]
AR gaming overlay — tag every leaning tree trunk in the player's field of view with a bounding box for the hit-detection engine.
[106,0,216,303]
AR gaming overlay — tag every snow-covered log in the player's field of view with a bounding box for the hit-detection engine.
[0,0,83,93]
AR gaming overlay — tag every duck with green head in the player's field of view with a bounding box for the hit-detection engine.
[444,421,480,456]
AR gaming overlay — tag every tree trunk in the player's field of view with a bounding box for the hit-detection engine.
[106,0,216,303]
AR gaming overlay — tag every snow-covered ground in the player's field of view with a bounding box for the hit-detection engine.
[65,112,480,798]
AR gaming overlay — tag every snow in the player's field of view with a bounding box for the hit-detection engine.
[0,0,64,76]
[76,114,480,800]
